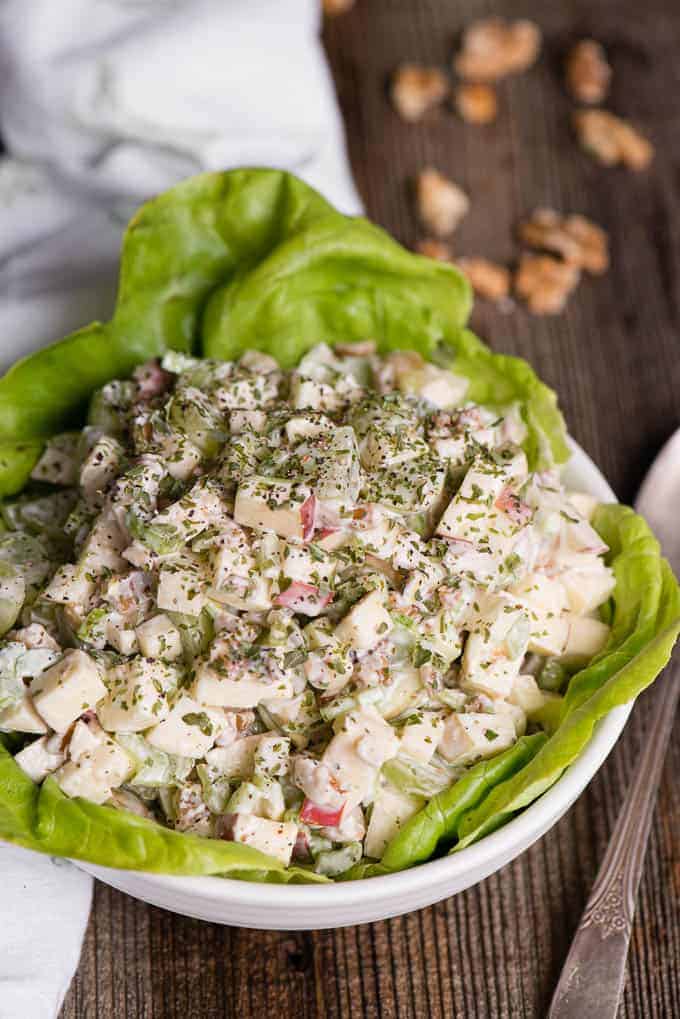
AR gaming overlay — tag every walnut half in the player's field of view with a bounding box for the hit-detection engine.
[565,40,612,105]
[456,258,511,303]
[454,18,542,82]
[415,169,470,238]
[454,83,498,125]
[515,255,580,315]
[519,209,609,275]
[391,64,449,122]
[574,109,654,171]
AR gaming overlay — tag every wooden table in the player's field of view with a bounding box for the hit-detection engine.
[61,1,680,1015]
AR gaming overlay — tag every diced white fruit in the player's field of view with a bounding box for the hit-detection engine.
[146,695,224,758]
[30,433,79,485]
[322,707,399,811]
[229,409,267,434]
[98,659,179,732]
[239,349,281,373]
[211,524,255,583]
[106,618,139,656]
[205,734,263,779]
[42,565,95,607]
[135,614,183,660]
[14,735,65,782]
[335,590,393,652]
[396,362,468,409]
[560,561,616,616]
[55,723,133,804]
[78,512,128,577]
[209,575,272,613]
[399,714,444,762]
[79,436,123,505]
[192,659,293,709]
[461,595,530,698]
[436,451,529,543]
[438,712,516,765]
[509,674,552,715]
[560,616,610,666]
[290,376,344,413]
[228,814,298,866]
[362,457,449,535]
[215,370,280,411]
[364,783,422,859]
[158,431,202,482]
[0,695,47,734]
[284,415,333,443]
[510,574,570,656]
[491,700,527,737]
[379,665,423,720]
[32,651,107,732]
[566,491,599,521]
[281,542,336,586]
[157,558,208,617]
[234,477,312,540]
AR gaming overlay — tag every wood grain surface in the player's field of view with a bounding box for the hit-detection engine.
[61,1,680,1016]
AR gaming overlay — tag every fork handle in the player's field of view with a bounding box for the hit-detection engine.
[548,663,679,1018]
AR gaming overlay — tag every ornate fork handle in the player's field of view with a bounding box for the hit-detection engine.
[549,661,679,1018]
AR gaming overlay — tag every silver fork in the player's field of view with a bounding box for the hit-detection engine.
[549,430,680,1018]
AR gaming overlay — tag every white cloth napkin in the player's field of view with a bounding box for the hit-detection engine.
[0,1,360,1015]
[0,0,361,365]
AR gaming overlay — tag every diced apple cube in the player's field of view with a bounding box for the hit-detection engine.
[234,477,312,540]
[509,674,552,714]
[135,614,183,660]
[55,725,134,804]
[30,433,79,486]
[461,594,529,698]
[364,783,422,859]
[335,590,393,652]
[98,658,179,732]
[560,561,616,616]
[227,813,298,866]
[191,659,293,709]
[79,436,124,505]
[205,734,263,779]
[146,695,224,758]
[32,650,107,732]
[229,409,268,434]
[560,616,610,666]
[0,695,48,735]
[281,542,336,586]
[157,559,208,617]
[321,707,399,811]
[78,512,128,577]
[42,565,95,607]
[209,574,272,613]
[399,714,444,762]
[566,491,599,521]
[14,735,65,782]
[438,712,516,765]
[290,375,344,413]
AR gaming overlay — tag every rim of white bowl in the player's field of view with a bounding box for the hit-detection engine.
[79,439,627,905]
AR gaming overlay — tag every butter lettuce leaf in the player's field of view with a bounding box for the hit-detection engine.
[0,739,326,881]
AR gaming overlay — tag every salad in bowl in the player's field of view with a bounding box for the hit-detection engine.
[0,169,677,888]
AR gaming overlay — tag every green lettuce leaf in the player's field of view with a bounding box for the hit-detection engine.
[0,739,326,882]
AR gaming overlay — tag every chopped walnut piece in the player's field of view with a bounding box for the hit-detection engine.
[416,239,453,262]
[456,257,511,303]
[565,40,612,104]
[574,110,654,171]
[416,169,470,238]
[391,64,449,122]
[454,18,541,82]
[519,209,609,275]
[515,255,580,315]
[322,0,355,15]
[454,83,498,124]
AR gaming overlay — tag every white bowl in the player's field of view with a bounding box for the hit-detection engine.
[79,441,627,929]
